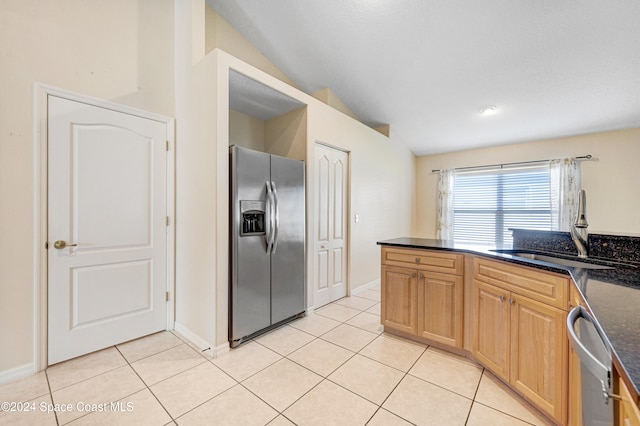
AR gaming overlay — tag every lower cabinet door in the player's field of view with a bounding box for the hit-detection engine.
[381,265,418,335]
[510,294,568,425]
[472,279,510,380]
[618,373,640,426]
[417,271,463,347]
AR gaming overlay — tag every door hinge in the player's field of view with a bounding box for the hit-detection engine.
[166,216,170,226]
[166,140,170,151]
[166,292,170,302]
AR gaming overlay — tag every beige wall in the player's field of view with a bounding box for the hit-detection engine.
[306,103,416,292]
[311,88,361,122]
[204,5,297,88]
[0,0,174,379]
[229,109,266,151]
[415,128,640,238]
[265,107,308,161]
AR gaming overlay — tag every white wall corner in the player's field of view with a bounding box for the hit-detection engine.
[173,322,217,357]
[350,279,381,296]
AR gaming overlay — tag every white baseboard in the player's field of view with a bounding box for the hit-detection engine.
[173,322,219,358]
[350,278,381,296]
[0,363,36,386]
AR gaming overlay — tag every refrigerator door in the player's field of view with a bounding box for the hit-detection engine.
[270,154,306,324]
[230,146,272,344]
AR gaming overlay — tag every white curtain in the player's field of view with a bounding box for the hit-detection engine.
[436,169,455,240]
[549,158,580,231]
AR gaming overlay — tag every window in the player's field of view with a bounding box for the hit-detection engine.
[453,165,552,246]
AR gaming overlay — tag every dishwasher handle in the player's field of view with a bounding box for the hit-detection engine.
[567,305,615,408]
[567,306,612,378]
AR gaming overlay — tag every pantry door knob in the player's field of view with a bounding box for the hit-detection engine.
[53,240,77,249]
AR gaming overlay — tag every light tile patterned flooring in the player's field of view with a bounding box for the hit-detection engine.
[0,286,552,425]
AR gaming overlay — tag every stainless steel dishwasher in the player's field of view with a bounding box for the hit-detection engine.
[567,306,614,426]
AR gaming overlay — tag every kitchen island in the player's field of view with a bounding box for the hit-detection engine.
[378,237,640,425]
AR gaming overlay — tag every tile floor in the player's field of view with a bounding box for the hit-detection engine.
[0,286,552,425]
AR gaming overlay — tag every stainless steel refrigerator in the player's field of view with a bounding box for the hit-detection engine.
[229,145,306,347]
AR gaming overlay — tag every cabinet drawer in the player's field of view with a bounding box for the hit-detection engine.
[474,256,569,309]
[382,247,463,275]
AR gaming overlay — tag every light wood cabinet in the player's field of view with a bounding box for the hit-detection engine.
[472,256,569,425]
[617,373,640,426]
[381,247,463,348]
[380,245,639,426]
[417,270,463,347]
[381,265,418,335]
[473,279,510,378]
[510,293,567,420]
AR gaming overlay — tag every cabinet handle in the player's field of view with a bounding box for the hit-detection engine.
[415,257,420,263]
[411,272,416,278]
[419,273,423,279]
[509,297,514,305]
[499,295,505,302]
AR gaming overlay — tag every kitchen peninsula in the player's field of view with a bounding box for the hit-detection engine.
[378,237,640,426]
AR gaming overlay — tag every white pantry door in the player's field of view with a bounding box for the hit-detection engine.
[314,143,348,308]
[48,96,168,365]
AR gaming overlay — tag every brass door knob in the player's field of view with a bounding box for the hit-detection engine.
[53,240,77,249]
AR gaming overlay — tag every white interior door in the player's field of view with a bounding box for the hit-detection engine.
[314,143,348,308]
[47,95,169,365]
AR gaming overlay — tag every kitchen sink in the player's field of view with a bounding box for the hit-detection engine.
[490,250,615,270]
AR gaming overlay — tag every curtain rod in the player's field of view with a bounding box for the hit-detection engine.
[431,155,592,173]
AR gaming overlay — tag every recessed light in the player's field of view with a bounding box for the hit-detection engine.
[479,105,498,116]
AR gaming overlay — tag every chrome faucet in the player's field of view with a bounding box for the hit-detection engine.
[571,189,589,258]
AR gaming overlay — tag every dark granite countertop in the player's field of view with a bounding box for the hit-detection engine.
[378,237,640,399]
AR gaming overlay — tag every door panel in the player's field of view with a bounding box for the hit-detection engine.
[417,271,463,347]
[472,279,510,379]
[381,265,417,334]
[314,144,348,308]
[71,260,152,327]
[317,155,329,242]
[332,159,344,240]
[73,125,152,248]
[48,96,168,364]
[510,295,567,421]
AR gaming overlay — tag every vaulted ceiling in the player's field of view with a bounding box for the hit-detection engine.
[207,0,640,155]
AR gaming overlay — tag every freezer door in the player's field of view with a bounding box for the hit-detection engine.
[270,154,306,323]
[230,146,271,343]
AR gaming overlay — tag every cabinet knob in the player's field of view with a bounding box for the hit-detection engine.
[509,298,515,305]
[499,295,505,302]
[419,273,423,279]
[411,272,416,278]
[415,257,420,263]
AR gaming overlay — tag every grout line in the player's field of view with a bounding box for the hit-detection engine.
[368,343,428,426]
[114,344,176,423]
[43,369,60,426]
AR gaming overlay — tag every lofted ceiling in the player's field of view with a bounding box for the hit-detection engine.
[207,0,640,156]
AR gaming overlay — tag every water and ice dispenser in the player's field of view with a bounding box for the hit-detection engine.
[240,200,266,236]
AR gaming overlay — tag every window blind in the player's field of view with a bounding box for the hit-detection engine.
[453,165,552,245]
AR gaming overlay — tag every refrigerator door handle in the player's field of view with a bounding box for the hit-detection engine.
[265,181,274,254]
[271,181,280,254]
